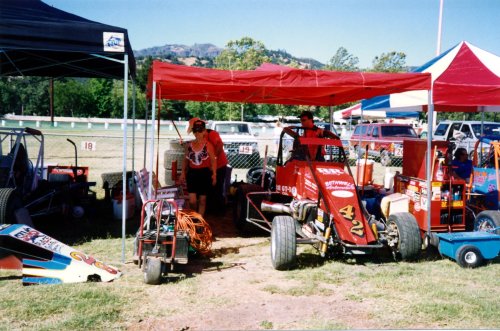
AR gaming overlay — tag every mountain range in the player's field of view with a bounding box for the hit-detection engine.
[133,43,325,68]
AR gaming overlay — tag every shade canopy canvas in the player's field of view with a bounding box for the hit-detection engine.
[147,61,431,106]
[362,41,500,113]
[0,0,136,262]
[0,0,136,79]
[339,103,419,120]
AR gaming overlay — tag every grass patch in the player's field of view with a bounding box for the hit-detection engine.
[1,285,123,330]
[259,320,273,329]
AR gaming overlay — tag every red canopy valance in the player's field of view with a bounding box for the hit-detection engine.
[147,61,431,106]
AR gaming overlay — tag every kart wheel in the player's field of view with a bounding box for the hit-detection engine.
[380,150,392,166]
[143,256,162,285]
[473,210,500,235]
[271,215,297,270]
[387,212,421,261]
[456,245,484,268]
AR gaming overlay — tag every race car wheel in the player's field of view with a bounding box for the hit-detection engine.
[456,245,484,268]
[387,212,421,261]
[0,188,23,224]
[143,256,162,285]
[473,210,500,235]
[271,215,297,270]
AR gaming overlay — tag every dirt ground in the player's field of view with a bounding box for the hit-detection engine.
[121,206,380,331]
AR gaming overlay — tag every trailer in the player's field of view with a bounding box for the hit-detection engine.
[436,230,500,268]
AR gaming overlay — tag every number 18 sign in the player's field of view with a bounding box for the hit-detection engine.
[81,141,97,151]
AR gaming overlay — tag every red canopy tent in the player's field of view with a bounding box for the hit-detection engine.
[362,41,500,113]
[147,61,431,106]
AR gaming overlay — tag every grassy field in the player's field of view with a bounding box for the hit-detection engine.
[1,124,498,330]
[0,231,499,330]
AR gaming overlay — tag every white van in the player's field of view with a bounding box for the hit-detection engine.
[433,120,500,155]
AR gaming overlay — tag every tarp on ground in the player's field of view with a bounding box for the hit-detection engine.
[147,61,431,106]
[362,41,500,112]
[0,0,136,79]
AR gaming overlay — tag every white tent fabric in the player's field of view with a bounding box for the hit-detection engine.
[339,103,419,120]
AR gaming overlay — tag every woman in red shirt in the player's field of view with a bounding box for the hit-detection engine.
[179,120,217,217]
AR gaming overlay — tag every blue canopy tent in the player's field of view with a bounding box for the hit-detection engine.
[361,41,500,237]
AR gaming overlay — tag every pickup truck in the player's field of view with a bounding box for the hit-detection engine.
[349,123,417,166]
[209,121,260,168]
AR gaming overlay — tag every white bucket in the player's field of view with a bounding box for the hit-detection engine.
[112,193,135,220]
[384,168,395,190]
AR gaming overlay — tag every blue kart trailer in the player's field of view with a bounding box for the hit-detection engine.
[437,230,500,268]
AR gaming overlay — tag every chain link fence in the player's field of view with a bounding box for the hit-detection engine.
[0,121,421,199]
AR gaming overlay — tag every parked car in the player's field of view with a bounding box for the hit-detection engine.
[432,120,500,156]
[210,121,260,168]
[349,123,418,166]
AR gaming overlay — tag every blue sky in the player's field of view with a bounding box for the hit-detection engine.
[46,0,499,68]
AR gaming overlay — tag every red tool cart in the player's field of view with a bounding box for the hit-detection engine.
[394,139,469,244]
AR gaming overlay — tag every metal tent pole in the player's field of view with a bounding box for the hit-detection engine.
[426,90,434,237]
[148,82,157,200]
[121,54,129,263]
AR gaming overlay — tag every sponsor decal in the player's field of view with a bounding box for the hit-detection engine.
[12,226,64,253]
[103,32,125,52]
[421,196,428,211]
[414,202,421,212]
[332,190,354,198]
[317,209,324,223]
[407,184,419,192]
[317,168,345,175]
[325,180,355,191]
[70,251,119,275]
[304,178,317,191]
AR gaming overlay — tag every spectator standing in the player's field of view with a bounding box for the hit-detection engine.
[180,120,217,217]
[187,117,229,214]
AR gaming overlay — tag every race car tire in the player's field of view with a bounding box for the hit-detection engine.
[271,215,297,270]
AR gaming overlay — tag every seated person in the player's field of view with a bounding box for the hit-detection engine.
[451,148,472,183]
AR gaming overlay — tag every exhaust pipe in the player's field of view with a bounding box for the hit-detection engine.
[261,201,291,214]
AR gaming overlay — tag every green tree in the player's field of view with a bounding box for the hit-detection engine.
[325,47,360,71]
[371,51,407,72]
[89,78,114,117]
[0,77,22,114]
[215,37,269,70]
[136,56,153,93]
[54,79,94,117]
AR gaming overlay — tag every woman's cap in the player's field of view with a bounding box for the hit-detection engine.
[192,120,206,133]
[187,117,206,133]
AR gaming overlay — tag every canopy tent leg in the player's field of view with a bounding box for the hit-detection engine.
[426,90,434,237]
[122,54,129,264]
